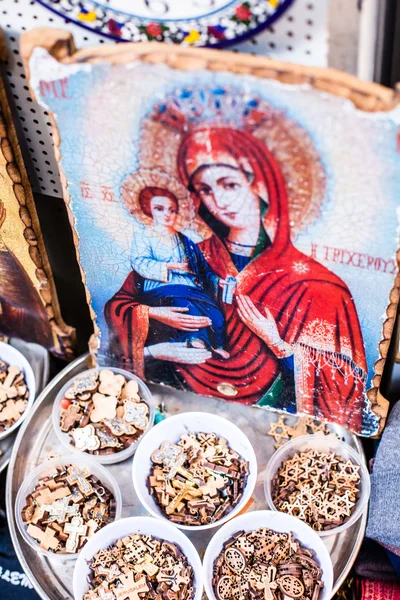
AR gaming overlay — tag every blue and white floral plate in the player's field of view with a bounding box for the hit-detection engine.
[36,0,295,46]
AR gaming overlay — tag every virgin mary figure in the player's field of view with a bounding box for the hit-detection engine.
[105,127,368,433]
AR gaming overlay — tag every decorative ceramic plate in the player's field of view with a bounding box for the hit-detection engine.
[36,0,295,45]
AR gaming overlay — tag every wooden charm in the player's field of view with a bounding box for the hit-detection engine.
[66,465,94,495]
[60,403,82,432]
[224,547,246,574]
[64,516,88,553]
[90,393,118,423]
[103,418,136,437]
[72,424,100,452]
[277,575,305,598]
[123,400,148,429]
[26,524,59,551]
[114,573,148,600]
[98,370,125,397]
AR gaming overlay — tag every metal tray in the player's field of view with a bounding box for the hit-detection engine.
[6,355,367,599]
[0,339,49,473]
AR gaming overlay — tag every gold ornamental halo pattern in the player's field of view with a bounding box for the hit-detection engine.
[121,168,195,230]
[137,88,326,239]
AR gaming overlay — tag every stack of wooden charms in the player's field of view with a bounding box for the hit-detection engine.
[267,416,332,450]
[0,360,29,432]
[212,527,324,600]
[21,464,116,554]
[59,370,150,455]
[271,449,361,531]
[148,433,249,526]
[84,533,195,600]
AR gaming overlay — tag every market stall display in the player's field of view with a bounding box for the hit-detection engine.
[6,355,368,600]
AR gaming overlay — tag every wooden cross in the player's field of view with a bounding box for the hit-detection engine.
[123,539,147,563]
[0,366,20,402]
[114,572,149,600]
[64,516,88,553]
[35,485,71,506]
[167,452,193,481]
[156,565,190,592]
[97,584,116,600]
[133,554,159,577]
[0,399,26,422]
[42,496,80,522]
[255,567,278,600]
[60,403,82,432]
[27,524,59,551]
[199,475,226,498]
[92,502,108,523]
[230,577,249,600]
[96,563,122,582]
[166,481,201,514]
[66,465,94,495]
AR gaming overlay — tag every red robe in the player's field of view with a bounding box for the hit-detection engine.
[105,127,368,433]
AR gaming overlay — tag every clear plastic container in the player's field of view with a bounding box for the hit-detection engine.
[203,510,333,600]
[52,367,154,464]
[0,341,36,441]
[264,434,370,537]
[15,454,122,560]
[73,516,204,600]
[132,411,258,531]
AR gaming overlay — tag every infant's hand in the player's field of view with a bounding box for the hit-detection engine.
[168,262,191,273]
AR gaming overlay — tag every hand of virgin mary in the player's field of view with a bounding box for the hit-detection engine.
[236,295,293,358]
[145,342,212,364]
[149,307,211,331]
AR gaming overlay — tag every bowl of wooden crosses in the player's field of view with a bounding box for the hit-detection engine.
[15,455,122,559]
[73,516,204,600]
[52,367,154,464]
[0,341,36,440]
[132,411,257,531]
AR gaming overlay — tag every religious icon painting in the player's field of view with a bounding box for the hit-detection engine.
[0,68,75,358]
[34,0,295,45]
[22,31,400,435]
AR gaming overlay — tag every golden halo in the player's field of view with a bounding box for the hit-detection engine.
[121,168,195,230]
[138,88,326,240]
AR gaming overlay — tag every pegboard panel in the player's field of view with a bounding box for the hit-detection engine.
[0,0,329,197]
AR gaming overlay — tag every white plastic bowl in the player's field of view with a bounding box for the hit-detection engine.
[15,454,122,560]
[0,341,36,441]
[203,510,333,600]
[52,367,154,464]
[73,516,204,600]
[132,411,257,531]
[264,434,370,537]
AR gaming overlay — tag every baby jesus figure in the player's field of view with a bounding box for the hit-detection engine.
[130,185,232,358]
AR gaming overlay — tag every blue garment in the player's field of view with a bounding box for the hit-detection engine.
[140,284,226,349]
[138,234,226,350]
[230,252,252,272]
